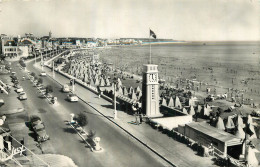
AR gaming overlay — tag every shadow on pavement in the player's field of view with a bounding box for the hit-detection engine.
[28,132,37,141]
[83,110,103,117]
[38,108,47,113]
[63,127,77,134]
[101,104,114,109]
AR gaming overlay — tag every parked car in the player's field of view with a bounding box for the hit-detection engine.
[0,99,4,107]
[40,72,47,77]
[30,115,42,127]
[30,116,49,142]
[38,88,46,95]
[62,84,70,93]
[16,86,24,93]
[14,84,21,88]
[19,92,27,100]
[33,123,50,142]
[36,84,43,89]
[67,93,78,102]
[46,93,53,99]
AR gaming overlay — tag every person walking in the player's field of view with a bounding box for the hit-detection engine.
[97,86,101,98]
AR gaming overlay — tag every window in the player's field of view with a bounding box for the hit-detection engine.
[151,85,155,99]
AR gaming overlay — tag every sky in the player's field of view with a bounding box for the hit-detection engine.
[0,0,259,41]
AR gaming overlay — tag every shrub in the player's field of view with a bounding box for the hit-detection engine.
[45,85,53,94]
[38,78,43,84]
[88,130,96,139]
[76,112,88,127]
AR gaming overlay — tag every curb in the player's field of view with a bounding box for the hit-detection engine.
[68,123,94,152]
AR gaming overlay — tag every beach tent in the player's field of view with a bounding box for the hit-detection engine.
[161,98,167,106]
[247,124,257,140]
[189,106,195,116]
[123,87,128,96]
[129,87,133,94]
[225,116,235,129]
[137,92,142,101]
[131,92,137,101]
[175,96,182,109]
[105,79,110,86]
[188,97,195,107]
[94,78,100,86]
[203,105,212,116]
[182,108,188,115]
[197,105,202,114]
[168,97,174,108]
[216,117,225,131]
[90,78,95,86]
[136,86,141,93]
[235,125,245,139]
[83,75,89,83]
[236,115,245,128]
[246,146,259,167]
[117,81,122,89]
[118,87,123,95]
[247,115,253,124]
[99,78,105,86]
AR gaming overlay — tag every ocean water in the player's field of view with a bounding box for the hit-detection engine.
[99,42,260,103]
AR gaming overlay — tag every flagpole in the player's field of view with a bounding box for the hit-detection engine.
[149,28,151,64]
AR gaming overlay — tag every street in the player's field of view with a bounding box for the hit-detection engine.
[12,59,168,167]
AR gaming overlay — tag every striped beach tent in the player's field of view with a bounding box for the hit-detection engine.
[216,117,225,131]
[175,96,182,109]
[189,106,195,116]
[235,125,245,139]
[168,97,174,108]
[161,98,167,106]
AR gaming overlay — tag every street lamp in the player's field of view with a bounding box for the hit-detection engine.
[52,61,55,78]
[113,77,118,119]
[34,52,37,64]
[41,51,43,71]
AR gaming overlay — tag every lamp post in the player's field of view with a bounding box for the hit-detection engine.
[41,51,43,71]
[113,77,118,119]
[34,52,36,64]
[52,61,55,78]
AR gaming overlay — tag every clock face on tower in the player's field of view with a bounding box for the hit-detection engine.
[149,73,157,83]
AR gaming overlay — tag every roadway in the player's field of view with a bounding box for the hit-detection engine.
[12,60,168,167]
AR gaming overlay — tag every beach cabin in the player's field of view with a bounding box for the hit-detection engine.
[185,122,244,159]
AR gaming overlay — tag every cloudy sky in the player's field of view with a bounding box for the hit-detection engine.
[0,0,259,41]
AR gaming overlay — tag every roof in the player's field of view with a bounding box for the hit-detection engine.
[186,122,242,146]
[151,115,192,130]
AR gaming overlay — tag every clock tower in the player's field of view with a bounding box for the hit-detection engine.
[142,64,162,117]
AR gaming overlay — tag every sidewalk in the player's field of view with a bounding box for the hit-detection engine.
[38,63,216,167]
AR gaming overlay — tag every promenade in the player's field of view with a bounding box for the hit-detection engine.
[39,63,216,167]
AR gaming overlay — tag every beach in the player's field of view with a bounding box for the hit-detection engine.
[97,42,260,107]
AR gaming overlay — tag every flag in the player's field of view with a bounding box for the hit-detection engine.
[150,29,156,39]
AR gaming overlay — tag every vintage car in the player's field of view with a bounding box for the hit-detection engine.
[30,116,49,142]
[19,92,27,100]
[67,93,78,102]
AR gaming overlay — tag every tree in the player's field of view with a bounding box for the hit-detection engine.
[76,112,88,127]
[45,85,53,94]
[38,78,43,85]
[20,61,26,68]
[31,72,36,77]
[0,54,5,62]
[88,130,96,139]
